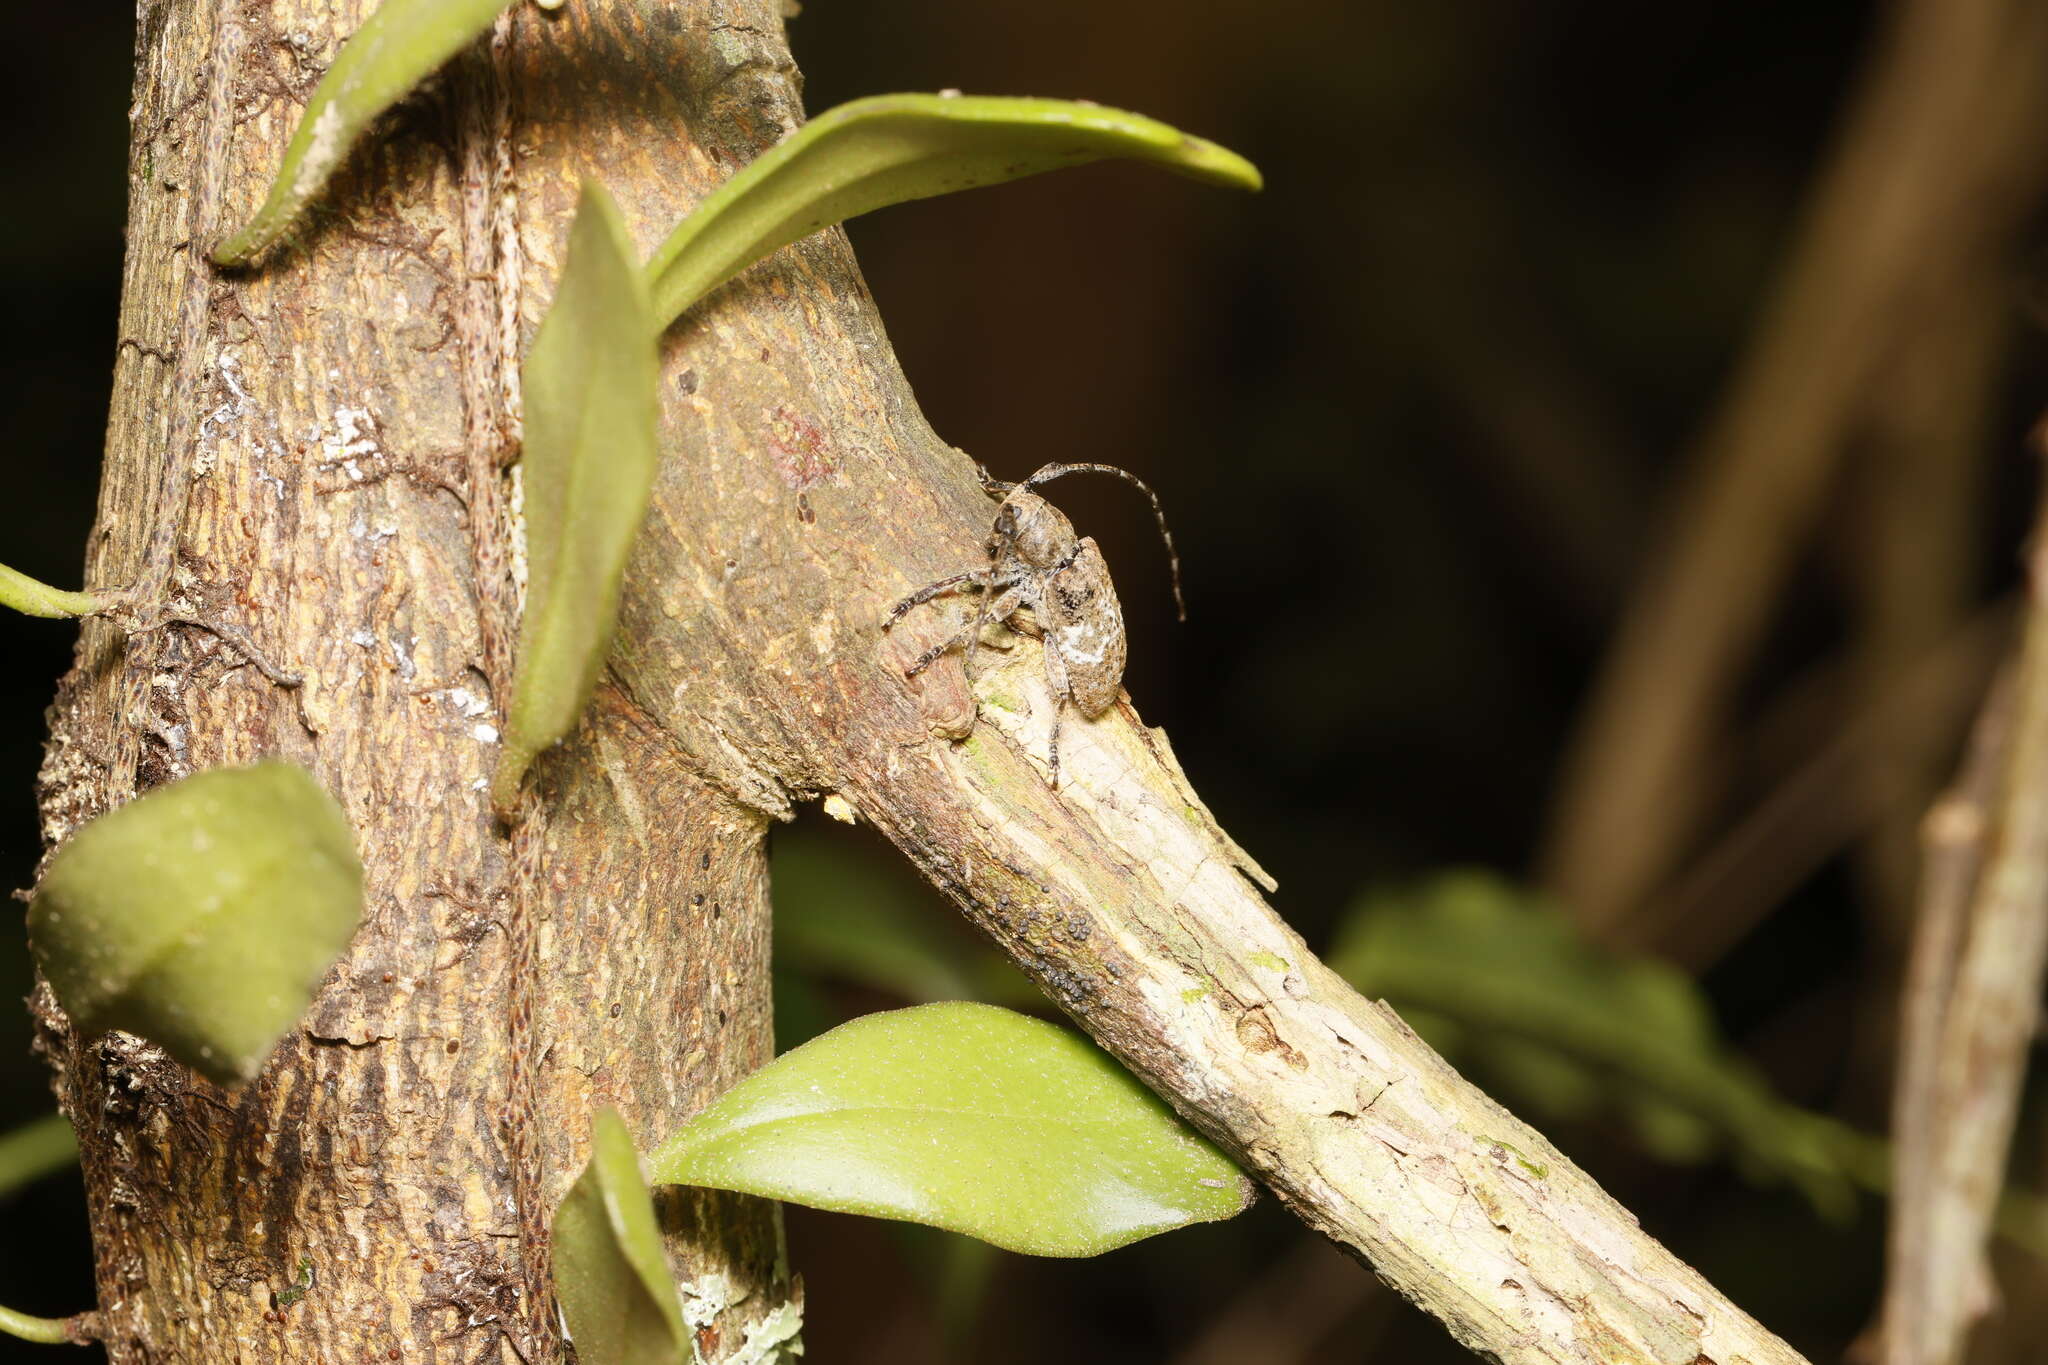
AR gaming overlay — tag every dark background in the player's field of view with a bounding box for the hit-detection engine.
[1,1,2041,1361]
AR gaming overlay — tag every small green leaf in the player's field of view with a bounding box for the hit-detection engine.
[29,762,364,1087]
[647,93,1263,328]
[491,181,660,813]
[212,0,515,265]
[553,1108,690,1365]
[1327,871,1860,1214]
[648,1002,1254,1256]
[0,562,100,619]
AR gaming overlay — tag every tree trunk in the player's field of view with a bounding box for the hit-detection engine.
[43,2,1812,1363]
[36,2,798,1359]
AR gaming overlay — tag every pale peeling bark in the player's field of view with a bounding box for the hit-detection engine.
[41,1,1803,1362]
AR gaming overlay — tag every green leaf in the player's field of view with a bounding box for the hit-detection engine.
[552,1108,691,1365]
[0,1115,77,1200]
[0,562,100,619]
[648,1002,1254,1256]
[28,762,364,1087]
[491,181,660,813]
[647,93,1263,328]
[772,829,981,1004]
[1326,870,1860,1215]
[212,0,515,266]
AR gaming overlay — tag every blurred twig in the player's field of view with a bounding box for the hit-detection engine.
[1627,604,2010,967]
[1537,0,2048,936]
[1878,472,2048,1363]
[1850,261,2011,954]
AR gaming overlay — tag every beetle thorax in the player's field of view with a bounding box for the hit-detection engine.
[994,490,1078,570]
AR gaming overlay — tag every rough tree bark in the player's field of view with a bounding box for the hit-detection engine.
[36,2,797,1359]
[42,1,1809,1362]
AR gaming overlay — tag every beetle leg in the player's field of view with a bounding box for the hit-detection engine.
[905,584,1024,678]
[961,567,1024,684]
[1047,705,1065,788]
[1041,626,1073,787]
[884,571,985,628]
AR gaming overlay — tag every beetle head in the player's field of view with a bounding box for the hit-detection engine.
[992,490,1077,570]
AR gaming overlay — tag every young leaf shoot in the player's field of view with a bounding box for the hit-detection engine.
[491,181,660,813]
[29,762,364,1087]
[648,1002,1254,1256]
[552,1108,692,1365]
[646,93,1263,328]
[212,0,516,266]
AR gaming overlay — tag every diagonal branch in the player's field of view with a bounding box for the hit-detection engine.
[583,20,1803,1359]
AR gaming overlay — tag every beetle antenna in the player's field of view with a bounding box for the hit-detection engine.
[1019,462,1185,620]
[974,462,1016,498]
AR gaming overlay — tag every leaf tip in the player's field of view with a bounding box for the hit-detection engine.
[1179,136,1263,192]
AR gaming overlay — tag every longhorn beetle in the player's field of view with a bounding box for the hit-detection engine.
[884,462,1183,785]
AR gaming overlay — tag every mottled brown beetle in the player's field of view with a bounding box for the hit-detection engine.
[884,462,1183,784]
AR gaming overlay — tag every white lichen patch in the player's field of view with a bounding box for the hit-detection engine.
[681,1272,732,1363]
[680,1273,804,1365]
[195,349,255,476]
[442,687,492,720]
[733,1299,805,1364]
[320,404,383,484]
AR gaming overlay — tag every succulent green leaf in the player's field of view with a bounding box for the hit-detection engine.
[552,1108,690,1365]
[0,562,100,619]
[647,93,1263,328]
[648,1002,1254,1256]
[491,181,659,813]
[28,762,364,1087]
[1326,870,1863,1215]
[212,0,515,266]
